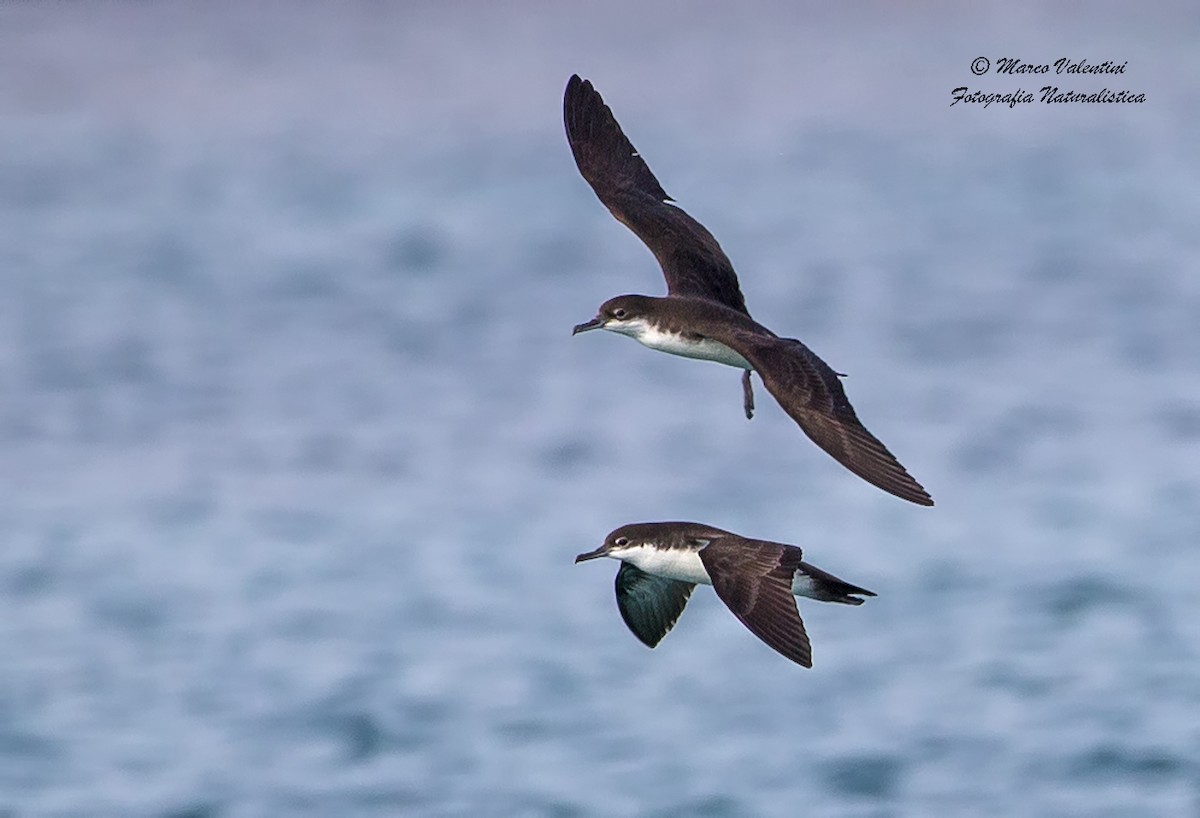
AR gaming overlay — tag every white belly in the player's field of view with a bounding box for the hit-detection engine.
[621,321,752,370]
[622,544,713,585]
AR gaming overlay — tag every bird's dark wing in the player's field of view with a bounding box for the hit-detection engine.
[723,331,934,506]
[698,538,813,667]
[615,562,696,648]
[564,75,750,316]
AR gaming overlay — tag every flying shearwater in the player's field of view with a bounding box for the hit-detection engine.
[565,74,933,506]
[575,521,875,668]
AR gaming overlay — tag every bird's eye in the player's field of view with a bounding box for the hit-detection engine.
[612,308,627,319]
[614,536,629,547]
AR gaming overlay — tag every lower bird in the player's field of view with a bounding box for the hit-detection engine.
[575,521,874,668]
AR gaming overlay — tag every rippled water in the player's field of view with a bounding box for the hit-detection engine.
[2,3,1199,816]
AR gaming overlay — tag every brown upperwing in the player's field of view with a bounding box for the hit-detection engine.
[564,75,750,316]
[698,536,813,667]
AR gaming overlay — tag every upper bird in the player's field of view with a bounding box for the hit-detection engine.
[564,74,933,506]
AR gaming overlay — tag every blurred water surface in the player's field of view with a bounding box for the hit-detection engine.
[2,3,1199,816]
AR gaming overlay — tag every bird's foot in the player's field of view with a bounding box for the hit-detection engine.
[742,370,755,419]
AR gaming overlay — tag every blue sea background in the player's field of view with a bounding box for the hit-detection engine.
[2,3,1199,815]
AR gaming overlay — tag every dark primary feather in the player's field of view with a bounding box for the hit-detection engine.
[723,330,934,506]
[563,74,750,316]
[615,562,696,648]
[698,538,813,668]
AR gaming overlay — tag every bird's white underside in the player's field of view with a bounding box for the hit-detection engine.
[612,542,822,599]
[607,318,752,370]
[618,543,713,585]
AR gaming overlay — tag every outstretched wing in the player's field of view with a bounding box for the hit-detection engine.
[699,538,813,667]
[615,562,696,648]
[725,331,934,506]
[564,75,750,316]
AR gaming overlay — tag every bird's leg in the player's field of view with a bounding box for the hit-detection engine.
[741,370,755,419]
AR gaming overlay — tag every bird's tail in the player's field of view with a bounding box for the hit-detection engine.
[795,561,876,605]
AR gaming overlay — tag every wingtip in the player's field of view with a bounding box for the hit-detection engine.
[860,467,935,507]
[565,73,593,102]
[909,489,935,507]
[787,645,814,668]
[861,449,934,507]
[861,458,934,507]
[638,633,663,649]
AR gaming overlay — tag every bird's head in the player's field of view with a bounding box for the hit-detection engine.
[571,294,656,337]
[574,523,649,563]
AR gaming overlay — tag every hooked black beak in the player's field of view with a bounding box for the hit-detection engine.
[574,545,608,563]
[572,316,605,335]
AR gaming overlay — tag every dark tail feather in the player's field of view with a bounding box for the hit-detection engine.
[797,561,876,605]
